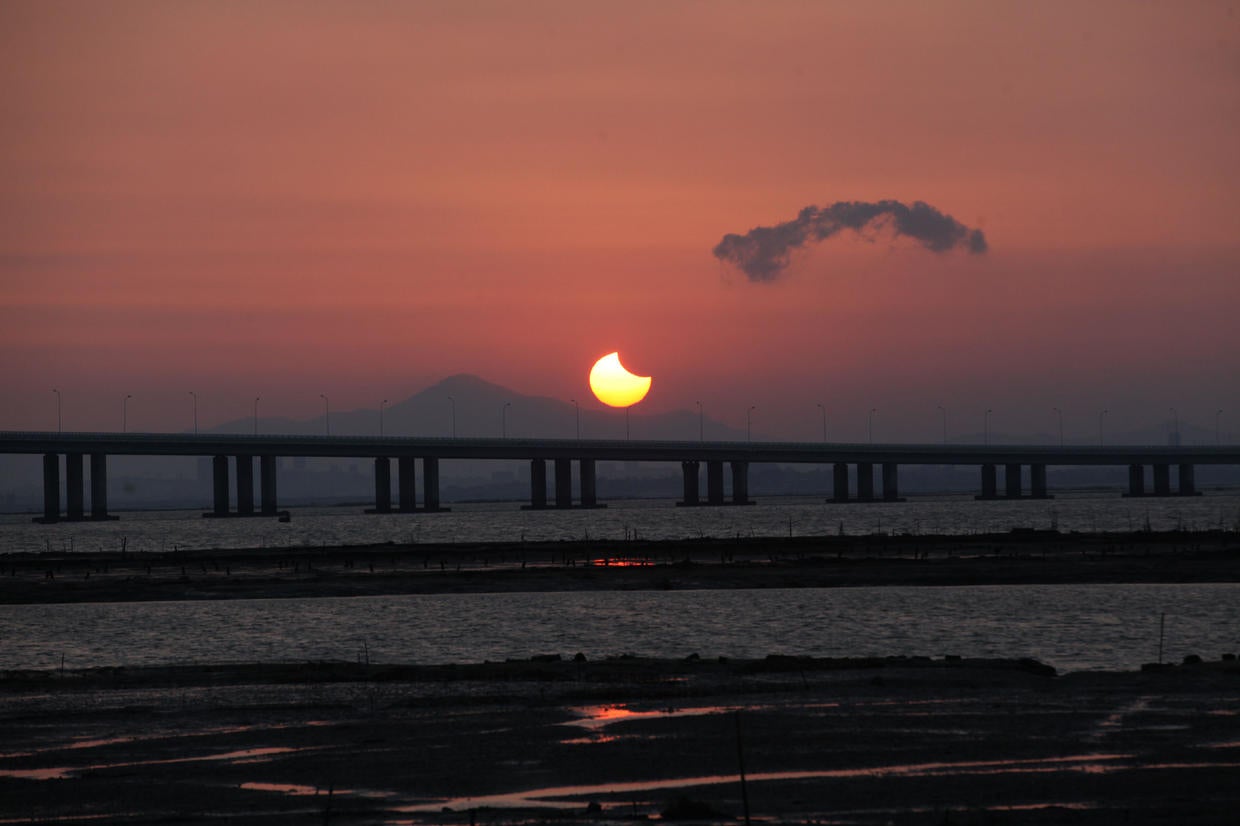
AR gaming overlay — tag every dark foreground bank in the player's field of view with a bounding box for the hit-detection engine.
[2,654,1238,825]
[1,529,1238,604]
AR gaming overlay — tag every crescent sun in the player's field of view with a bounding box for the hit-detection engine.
[588,352,652,408]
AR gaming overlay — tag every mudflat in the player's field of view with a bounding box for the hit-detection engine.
[2,529,1238,604]
[2,655,1238,824]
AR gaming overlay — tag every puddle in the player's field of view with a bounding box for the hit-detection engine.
[0,720,336,760]
[241,782,341,796]
[393,753,1140,814]
[564,704,738,732]
[0,745,308,781]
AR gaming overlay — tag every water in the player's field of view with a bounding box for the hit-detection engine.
[4,490,1240,555]
[2,583,1236,673]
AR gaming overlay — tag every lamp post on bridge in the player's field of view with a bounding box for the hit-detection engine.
[747,406,756,442]
[189,391,198,435]
[937,405,947,444]
[984,409,992,446]
[253,397,260,436]
[379,399,388,437]
[571,399,580,440]
[1098,409,1108,446]
[502,402,511,438]
[122,394,132,433]
[447,396,456,438]
[817,403,827,442]
[52,389,61,433]
[1053,407,1063,447]
[868,408,877,444]
[320,394,330,436]
[696,400,703,442]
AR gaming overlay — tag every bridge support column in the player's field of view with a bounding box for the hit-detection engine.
[1125,463,1145,497]
[1153,463,1171,496]
[370,457,392,513]
[1005,463,1022,498]
[882,462,903,501]
[977,463,997,500]
[529,459,547,509]
[66,453,84,520]
[730,460,750,505]
[423,457,442,511]
[398,457,416,511]
[40,453,60,523]
[236,455,254,515]
[831,462,849,502]
[1030,464,1051,499]
[210,455,229,516]
[857,462,874,501]
[580,459,598,508]
[678,460,700,506]
[260,455,279,516]
[90,453,110,519]
[707,461,724,505]
[555,458,573,508]
[1178,463,1199,496]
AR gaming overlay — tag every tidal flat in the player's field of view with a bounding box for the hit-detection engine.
[2,656,1239,824]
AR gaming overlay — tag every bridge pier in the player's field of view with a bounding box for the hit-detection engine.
[1005,463,1022,498]
[1030,463,1051,499]
[90,453,111,519]
[580,458,599,507]
[527,459,548,509]
[209,454,229,516]
[857,462,875,502]
[260,455,279,515]
[706,461,725,505]
[397,456,416,511]
[976,463,998,500]
[1124,463,1145,497]
[1153,463,1171,497]
[830,462,849,502]
[368,457,392,513]
[730,460,751,505]
[554,458,573,508]
[236,455,254,515]
[677,460,700,506]
[1179,463,1200,496]
[37,453,60,523]
[66,453,84,520]
[422,457,444,511]
[882,462,904,502]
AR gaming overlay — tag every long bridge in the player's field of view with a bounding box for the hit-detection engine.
[2,431,1238,523]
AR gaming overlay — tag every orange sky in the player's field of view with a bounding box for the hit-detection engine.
[2,1,1238,441]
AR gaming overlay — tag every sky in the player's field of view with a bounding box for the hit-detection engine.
[2,1,1238,443]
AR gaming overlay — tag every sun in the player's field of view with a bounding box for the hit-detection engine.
[588,352,652,408]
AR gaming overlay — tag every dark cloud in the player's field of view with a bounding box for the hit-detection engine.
[713,200,988,282]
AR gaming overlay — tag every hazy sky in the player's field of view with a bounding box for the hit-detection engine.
[2,1,1237,441]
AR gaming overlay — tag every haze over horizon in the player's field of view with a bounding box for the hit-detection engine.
[3,2,1237,444]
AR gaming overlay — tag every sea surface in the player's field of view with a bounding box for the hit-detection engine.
[2,492,1237,675]
[1,583,1236,674]
[4,490,1240,555]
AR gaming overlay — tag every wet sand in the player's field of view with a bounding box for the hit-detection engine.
[2,529,1238,604]
[2,655,1239,824]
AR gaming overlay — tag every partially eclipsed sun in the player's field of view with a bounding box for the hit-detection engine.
[589,352,652,408]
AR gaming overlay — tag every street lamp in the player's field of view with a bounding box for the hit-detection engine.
[817,403,827,442]
[696,401,703,441]
[320,394,330,436]
[379,399,388,437]
[52,389,61,433]
[1098,409,1108,446]
[253,397,261,435]
[868,408,877,444]
[570,399,580,440]
[122,394,133,433]
[502,401,512,438]
[1053,407,1063,447]
[189,391,198,435]
[984,409,992,446]
[747,406,756,442]
[447,396,456,438]
[937,404,947,444]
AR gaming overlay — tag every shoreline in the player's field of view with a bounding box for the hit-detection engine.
[2,529,1237,604]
